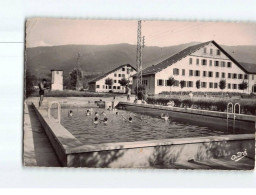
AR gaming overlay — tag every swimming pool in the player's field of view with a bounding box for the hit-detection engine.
[50,107,253,145]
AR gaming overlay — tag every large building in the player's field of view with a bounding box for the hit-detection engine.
[132,40,256,95]
[88,64,137,93]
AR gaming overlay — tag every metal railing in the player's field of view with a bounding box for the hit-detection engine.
[48,101,61,124]
[227,102,241,130]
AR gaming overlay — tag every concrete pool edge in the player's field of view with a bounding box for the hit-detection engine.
[117,102,256,123]
[32,102,255,169]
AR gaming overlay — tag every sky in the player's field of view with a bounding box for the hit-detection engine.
[26,18,256,48]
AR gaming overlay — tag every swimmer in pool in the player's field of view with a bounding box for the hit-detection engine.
[68,110,73,117]
[93,116,99,124]
[121,114,133,123]
[161,113,169,121]
[86,109,92,116]
[107,106,112,111]
[102,116,108,124]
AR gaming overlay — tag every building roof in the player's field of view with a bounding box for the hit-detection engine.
[88,64,136,84]
[133,40,255,77]
[238,62,256,74]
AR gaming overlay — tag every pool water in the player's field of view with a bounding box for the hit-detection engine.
[50,108,252,145]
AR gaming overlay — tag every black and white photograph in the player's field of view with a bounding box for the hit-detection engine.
[23,18,256,169]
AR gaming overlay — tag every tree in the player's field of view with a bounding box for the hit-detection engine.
[118,78,130,87]
[135,84,146,100]
[167,76,176,94]
[180,80,186,95]
[219,79,226,96]
[196,80,200,96]
[105,78,113,91]
[69,68,83,90]
[25,70,37,98]
[239,81,248,93]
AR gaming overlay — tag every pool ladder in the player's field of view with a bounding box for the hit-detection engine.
[48,101,61,124]
[227,102,240,130]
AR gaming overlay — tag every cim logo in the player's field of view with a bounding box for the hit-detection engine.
[231,149,247,162]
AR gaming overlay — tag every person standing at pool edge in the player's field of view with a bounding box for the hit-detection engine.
[38,79,47,107]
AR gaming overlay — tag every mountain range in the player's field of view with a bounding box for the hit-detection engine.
[25,42,256,79]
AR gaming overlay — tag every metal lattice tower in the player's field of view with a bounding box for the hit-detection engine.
[75,52,83,90]
[136,20,142,94]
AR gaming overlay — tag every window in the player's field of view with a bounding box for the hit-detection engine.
[221,61,225,67]
[222,72,225,78]
[210,49,213,55]
[228,73,231,78]
[142,80,148,86]
[157,79,164,86]
[215,72,219,78]
[117,86,120,89]
[96,85,100,88]
[109,86,112,89]
[189,70,193,76]
[208,71,213,77]
[201,82,207,88]
[113,86,116,89]
[114,73,117,77]
[233,84,237,89]
[196,59,199,65]
[195,70,200,77]
[238,74,243,79]
[227,62,232,68]
[228,83,231,89]
[106,86,108,89]
[215,61,219,67]
[174,80,179,87]
[118,74,121,77]
[121,74,125,77]
[187,81,193,88]
[189,58,193,64]
[214,83,218,88]
[209,82,213,88]
[233,73,237,79]
[209,60,212,66]
[244,74,248,80]
[204,48,207,53]
[122,67,125,71]
[114,80,117,83]
[182,69,185,76]
[173,68,179,75]
[127,69,130,74]
[217,49,221,55]
[202,59,207,65]
[203,71,207,77]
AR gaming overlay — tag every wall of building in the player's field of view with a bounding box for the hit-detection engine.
[153,42,253,94]
[92,65,136,93]
[51,71,63,91]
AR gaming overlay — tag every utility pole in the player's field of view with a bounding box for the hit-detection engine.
[136,20,144,95]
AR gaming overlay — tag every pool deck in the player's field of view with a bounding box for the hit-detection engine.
[23,102,60,167]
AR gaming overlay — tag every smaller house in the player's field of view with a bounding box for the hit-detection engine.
[51,70,63,91]
[88,64,137,93]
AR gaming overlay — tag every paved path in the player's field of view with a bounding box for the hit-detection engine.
[23,102,60,167]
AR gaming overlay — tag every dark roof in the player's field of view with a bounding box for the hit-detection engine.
[51,69,63,71]
[133,40,254,77]
[238,62,256,74]
[88,64,136,84]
